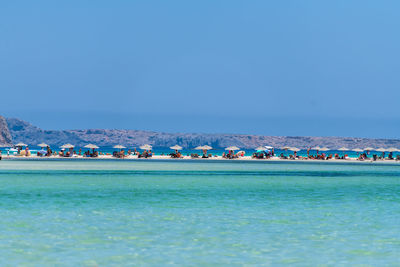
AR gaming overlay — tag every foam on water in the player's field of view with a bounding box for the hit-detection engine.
[0,160,399,265]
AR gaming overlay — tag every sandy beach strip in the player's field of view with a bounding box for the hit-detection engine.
[1,154,400,164]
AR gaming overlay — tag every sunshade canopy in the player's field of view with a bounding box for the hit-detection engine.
[61,144,74,149]
[195,145,212,150]
[225,146,240,151]
[363,147,375,151]
[37,143,49,147]
[170,145,183,150]
[15,142,28,147]
[139,144,152,150]
[84,144,99,149]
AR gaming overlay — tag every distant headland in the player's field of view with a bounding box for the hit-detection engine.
[0,115,399,149]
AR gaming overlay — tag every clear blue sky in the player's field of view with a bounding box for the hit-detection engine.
[1,0,399,138]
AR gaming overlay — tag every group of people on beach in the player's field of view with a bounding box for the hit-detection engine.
[170,150,183,158]
[1,144,400,162]
[253,150,274,159]
[222,150,245,159]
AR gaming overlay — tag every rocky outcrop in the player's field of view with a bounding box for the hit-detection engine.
[0,116,13,147]
[6,118,85,147]
[4,117,400,149]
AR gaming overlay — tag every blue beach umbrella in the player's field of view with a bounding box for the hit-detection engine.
[311,146,321,155]
[255,146,266,152]
[281,146,291,157]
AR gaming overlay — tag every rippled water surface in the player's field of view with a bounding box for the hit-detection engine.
[0,159,399,266]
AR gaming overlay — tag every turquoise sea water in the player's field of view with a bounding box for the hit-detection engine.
[0,159,399,266]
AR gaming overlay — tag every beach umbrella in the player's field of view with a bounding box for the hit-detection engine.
[387,147,399,152]
[319,147,330,152]
[363,147,375,151]
[195,145,212,155]
[281,146,292,157]
[113,145,126,149]
[84,144,99,149]
[376,148,387,152]
[170,145,183,150]
[289,147,301,152]
[265,146,273,150]
[37,143,49,148]
[195,145,212,151]
[352,148,363,152]
[139,144,152,150]
[312,146,321,150]
[61,144,74,149]
[225,146,240,151]
[15,142,28,147]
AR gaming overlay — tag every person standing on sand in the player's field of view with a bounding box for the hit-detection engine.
[25,146,29,157]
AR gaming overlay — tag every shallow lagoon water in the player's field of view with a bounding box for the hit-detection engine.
[0,159,399,266]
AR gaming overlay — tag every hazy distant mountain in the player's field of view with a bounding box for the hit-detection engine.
[2,116,400,149]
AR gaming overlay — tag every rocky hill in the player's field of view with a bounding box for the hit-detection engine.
[3,117,400,149]
[0,116,12,147]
